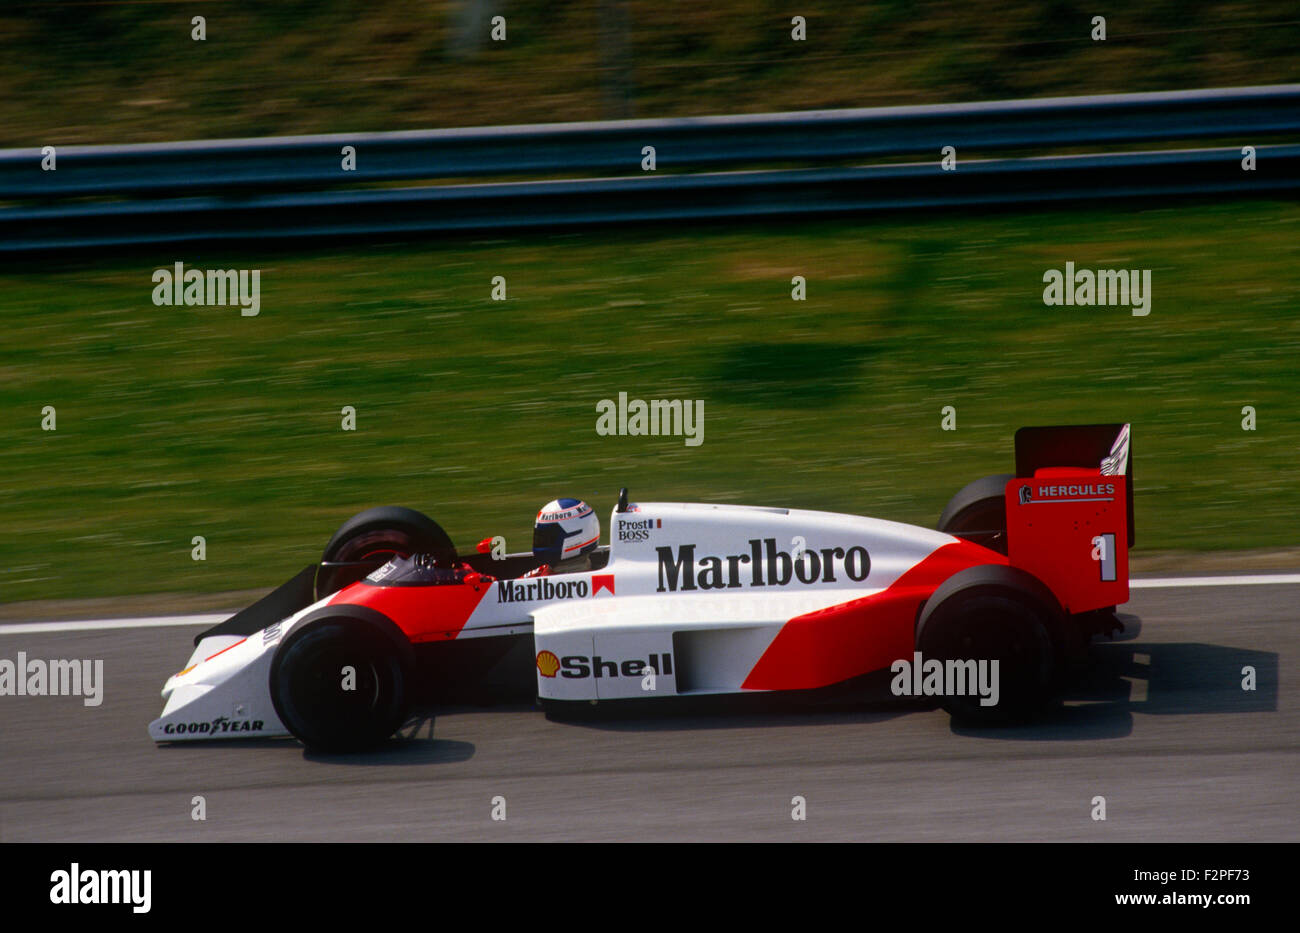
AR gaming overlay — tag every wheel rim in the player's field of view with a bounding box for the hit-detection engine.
[283,632,388,736]
[926,599,1051,717]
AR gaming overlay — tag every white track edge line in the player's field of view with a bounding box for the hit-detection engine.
[1130,573,1300,589]
[0,614,230,635]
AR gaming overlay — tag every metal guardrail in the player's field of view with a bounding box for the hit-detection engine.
[5,146,1295,253]
[1,85,1297,252]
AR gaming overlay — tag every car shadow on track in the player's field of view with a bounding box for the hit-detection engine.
[537,684,919,733]
[552,707,919,734]
[153,727,477,766]
[295,715,477,765]
[950,613,1279,741]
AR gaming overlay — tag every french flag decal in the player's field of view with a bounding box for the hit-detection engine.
[592,574,615,596]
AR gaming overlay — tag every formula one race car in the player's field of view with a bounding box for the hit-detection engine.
[150,423,1133,750]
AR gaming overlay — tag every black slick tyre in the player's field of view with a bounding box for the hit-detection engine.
[937,474,1015,555]
[269,618,412,752]
[317,505,455,597]
[915,565,1059,726]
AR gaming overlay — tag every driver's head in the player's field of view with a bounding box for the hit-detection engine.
[533,498,600,564]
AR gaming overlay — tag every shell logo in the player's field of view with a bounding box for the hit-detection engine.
[536,650,561,677]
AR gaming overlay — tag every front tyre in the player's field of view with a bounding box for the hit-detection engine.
[270,619,412,752]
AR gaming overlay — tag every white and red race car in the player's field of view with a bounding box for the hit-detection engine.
[150,423,1133,750]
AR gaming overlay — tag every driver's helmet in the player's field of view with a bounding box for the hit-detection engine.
[533,498,600,564]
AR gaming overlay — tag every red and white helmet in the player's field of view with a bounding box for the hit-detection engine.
[532,498,600,563]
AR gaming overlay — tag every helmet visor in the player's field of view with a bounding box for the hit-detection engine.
[533,522,568,556]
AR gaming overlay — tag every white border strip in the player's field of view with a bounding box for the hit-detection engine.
[1131,573,1300,589]
[0,613,229,635]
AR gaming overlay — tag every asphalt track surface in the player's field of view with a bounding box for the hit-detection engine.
[1,577,1295,842]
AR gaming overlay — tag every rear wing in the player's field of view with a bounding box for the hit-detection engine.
[1014,423,1132,546]
[1005,423,1132,614]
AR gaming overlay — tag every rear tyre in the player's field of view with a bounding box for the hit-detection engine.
[937,474,1014,555]
[270,618,412,752]
[916,571,1057,727]
[317,505,455,597]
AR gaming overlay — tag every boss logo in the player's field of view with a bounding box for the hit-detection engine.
[617,518,659,542]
